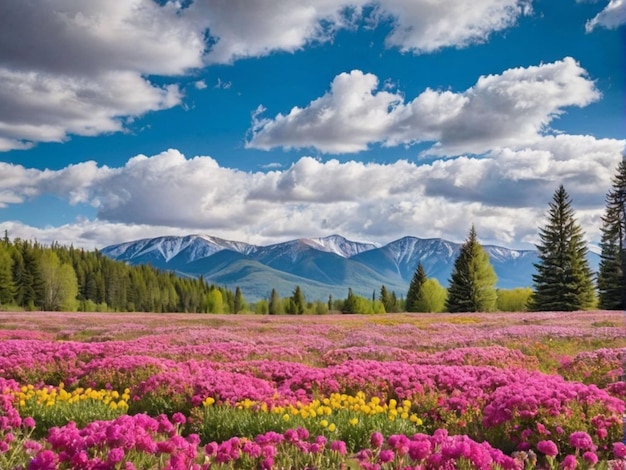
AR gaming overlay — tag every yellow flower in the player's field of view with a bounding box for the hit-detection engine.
[320,419,328,427]
[349,418,358,426]
[328,423,336,432]
[283,414,290,422]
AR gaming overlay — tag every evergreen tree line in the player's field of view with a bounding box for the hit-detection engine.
[404,159,626,313]
[0,236,246,313]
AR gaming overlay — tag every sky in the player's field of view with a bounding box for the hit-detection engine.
[0,0,624,251]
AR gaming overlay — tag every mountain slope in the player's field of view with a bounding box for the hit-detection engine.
[102,234,600,301]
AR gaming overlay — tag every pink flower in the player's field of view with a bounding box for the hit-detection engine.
[560,454,577,470]
[582,451,598,465]
[408,440,431,461]
[379,449,395,463]
[371,431,384,448]
[330,440,347,456]
[569,431,596,452]
[172,412,186,425]
[23,417,36,428]
[537,440,559,457]
[614,442,626,459]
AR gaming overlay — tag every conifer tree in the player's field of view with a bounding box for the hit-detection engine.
[290,285,305,314]
[379,285,391,313]
[597,159,626,310]
[406,262,427,312]
[234,286,246,313]
[445,226,498,313]
[530,185,595,311]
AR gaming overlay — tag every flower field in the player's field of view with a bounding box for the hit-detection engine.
[0,310,624,469]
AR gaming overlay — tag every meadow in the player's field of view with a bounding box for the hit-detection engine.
[0,310,624,469]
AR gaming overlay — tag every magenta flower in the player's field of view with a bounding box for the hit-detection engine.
[371,431,384,448]
[582,451,598,465]
[172,412,186,425]
[537,440,559,457]
[379,449,395,463]
[569,431,596,452]
[560,454,577,470]
[22,416,36,428]
[330,440,347,455]
[614,442,626,459]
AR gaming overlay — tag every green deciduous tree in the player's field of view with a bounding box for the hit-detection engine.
[40,250,79,311]
[529,185,595,312]
[206,288,224,313]
[406,262,427,312]
[0,243,15,306]
[496,287,533,312]
[597,159,626,310]
[413,278,447,313]
[445,226,498,313]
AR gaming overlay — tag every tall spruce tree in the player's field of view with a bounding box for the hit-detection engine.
[597,159,626,310]
[445,226,497,313]
[406,262,427,312]
[530,185,595,311]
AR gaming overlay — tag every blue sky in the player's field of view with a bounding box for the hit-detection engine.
[0,0,624,250]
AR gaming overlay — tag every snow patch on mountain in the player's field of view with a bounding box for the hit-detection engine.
[303,234,378,258]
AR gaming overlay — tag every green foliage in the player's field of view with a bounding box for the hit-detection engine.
[342,288,384,314]
[445,226,498,313]
[254,298,269,314]
[412,278,447,313]
[406,263,427,312]
[206,288,224,313]
[314,300,329,315]
[40,250,79,311]
[530,185,595,312]
[496,288,533,312]
[268,288,283,315]
[234,286,246,313]
[0,242,15,305]
[597,159,626,310]
[288,285,305,314]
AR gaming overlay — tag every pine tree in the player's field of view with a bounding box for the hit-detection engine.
[530,185,595,311]
[379,285,391,313]
[597,159,626,310]
[234,286,246,313]
[445,226,498,313]
[0,243,15,305]
[406,262,427,312]
[290,286,305,314]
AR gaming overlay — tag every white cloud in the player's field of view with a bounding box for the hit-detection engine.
[247,58,600,156]
[0,0,534,150]
[196,0,532,63]
[585,0,626,31]
[1,139,623,248]
[0,0,202,151]
[373,0,532,53]
[194,80,208,90]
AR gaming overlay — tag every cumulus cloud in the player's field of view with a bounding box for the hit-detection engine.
[0,0,534,150]
[196,0,532,63]
[1,140,623,248]
[585,0,626,31]
[247,58,600,156]
[0,0,201,151]
[373,0,532,53]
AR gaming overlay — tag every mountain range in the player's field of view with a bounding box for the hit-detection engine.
[101,234,601,302]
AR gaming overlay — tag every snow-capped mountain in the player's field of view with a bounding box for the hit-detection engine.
[101,234,600,301]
